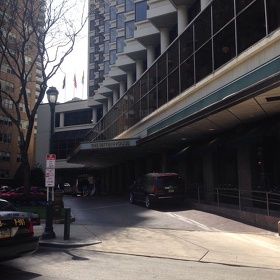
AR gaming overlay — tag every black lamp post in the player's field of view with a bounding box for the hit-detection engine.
[42,86,59,239]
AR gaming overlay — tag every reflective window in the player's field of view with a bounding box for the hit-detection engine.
[168,69,179,101]
[109,50,117,65]
[110,28,116,42]
[180,56,194,92]
[104,40,109,54]
[157,79,167,108]
[90,36,95,48]
[117,0,124,4]
[167,40,179,74]
[104,2,110,13]
[267,0,280,33]
[236,0,266,54]
[125,0,134,12]
[89,69,94,80]
[89,53,95,64]
[180,25,194,63]
[110,6,117,20]
[117,12,125,28]
[116,36,125,53]
[104,21,110,34]
[149,88,157,113]
[157,54,167,82]
[104,61,110,74]
[195,41,212,83]
[236,0,254,14]
[135,1,147,22]
[90,20,95,31]
[212,0,234,34]
[125,21,135,39]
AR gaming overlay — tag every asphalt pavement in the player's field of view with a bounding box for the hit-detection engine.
[39,219,280,270]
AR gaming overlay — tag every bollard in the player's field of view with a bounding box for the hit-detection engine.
[278,221,280,236]
[64,208,71,240]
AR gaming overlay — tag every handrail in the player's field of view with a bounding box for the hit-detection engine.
[191,187,280,217]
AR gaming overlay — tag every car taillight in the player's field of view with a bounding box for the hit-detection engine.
[152,185,157,194]
[28,220,34,233]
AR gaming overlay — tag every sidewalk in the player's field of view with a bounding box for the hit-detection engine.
[39,223,101,248]
[39,222,280,270]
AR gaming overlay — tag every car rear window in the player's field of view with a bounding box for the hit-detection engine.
[0,200,17,211]
[155,176,184,186]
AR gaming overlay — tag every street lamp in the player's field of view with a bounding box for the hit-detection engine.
[42,86,59,239]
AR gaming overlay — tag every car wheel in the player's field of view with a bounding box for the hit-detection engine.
[145,196,152,209]
[129,193,135,204]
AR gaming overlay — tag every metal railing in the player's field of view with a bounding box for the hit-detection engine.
[190,187,280,217]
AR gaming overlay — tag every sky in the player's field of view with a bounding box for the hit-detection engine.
[44,0,88,104]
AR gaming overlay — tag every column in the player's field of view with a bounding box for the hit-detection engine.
[177,5,188,35]
[147,45,155,68]
[103,102,108,115]
[107,95,113,110]
[119,80,126,97]
[203,153,214,203]
[160,28,169,54]
[127,71,134,89]
[59,112,64,127]
[136,60,144,80]
[91,107,97,124]
[113,89,119,105]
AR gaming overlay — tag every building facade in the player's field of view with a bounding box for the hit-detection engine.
[35,0,280,207]
[47,0,280,202]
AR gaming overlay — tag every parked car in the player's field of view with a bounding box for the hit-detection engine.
[58,183,72,195]
[0,199,39,261]
[129,173,186,208]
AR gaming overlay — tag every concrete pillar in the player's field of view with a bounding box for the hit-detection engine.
[127,71,134,89]
[112,166,118,194]
[107,95,113,109]
[119,80,126,97]
[59,112,64,127]
[203,153,214,203]
[136,60,144,80]
[177,5,188,35]
[103,102,108,115]
[160,28,170,54]
[201,0,211,10]
[113,89,119,105]
[91,107,97,124]
[147,45,155,68]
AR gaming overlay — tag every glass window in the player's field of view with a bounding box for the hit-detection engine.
[266,0,280,33]
[109,50,117,65]
[149,88,157,114]
[180,56,194,92]
[125,0,134,12]
[236,0,266,54]
[157,79,167,108]
[89,53,95,64]
[125,21,135,39]
[99,15,104,26]
[90,36,95,47]
[104,2,110,13]
[89,69,94,80]
[195,41,212,83]
[141,73,149,97]
[140,94,149,118]
[110,28,116,42]
[168,69,179,101]
[194,6,211,50]
[212,0,234,34]
[236,0,255,15]
[180,25,194,63]
[89,86,95,97]
[135,1,147,22]
[157,54,167,82]
[167,40,179,74]
[213,21,236,70]
[90,20,95,31]
[117,0,124,4]
[117,12,125,28]
[110,6,117,20]
[104,40,109,54]
[104,21,110,34]
[104,61,110,74]
[116,36,125,53]
[149,64,157,90]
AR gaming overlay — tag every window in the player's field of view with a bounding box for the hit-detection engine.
[17,153,22,162]
[90,20,95,31]
[0,115,12,126]
[90,36,95,47]
[64,109,93,126]
[135,1,147,22]
[117,12,125,28]
[125,21,135,39]
[104,61,110,74]
[125,0,134,12]
[89,53,95,64]
[2,99,13,109]
[89,69,95,80]
[89,86,95,97]
[104,21,110,34]
[110,6,117,20]
[110,28,116,42]
[116,36,125,53]
[0,133,11,143]
[109,50,117,65]
[104,40,110,54]
[0,151,11,161]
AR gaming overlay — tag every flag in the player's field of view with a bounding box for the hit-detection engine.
[62,75,66,89]
[81,71,84,85]
[74,74,77,89]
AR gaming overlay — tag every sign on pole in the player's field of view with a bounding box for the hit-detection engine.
[45,154,56,187]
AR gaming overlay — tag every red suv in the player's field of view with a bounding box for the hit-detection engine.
[129,173,186,208]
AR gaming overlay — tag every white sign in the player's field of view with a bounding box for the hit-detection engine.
[45,168,55,187]
[46,154,56,169]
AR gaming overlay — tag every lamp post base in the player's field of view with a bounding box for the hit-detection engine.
[41,201,56,240]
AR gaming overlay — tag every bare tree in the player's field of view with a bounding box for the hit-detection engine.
[0,0,87,193]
